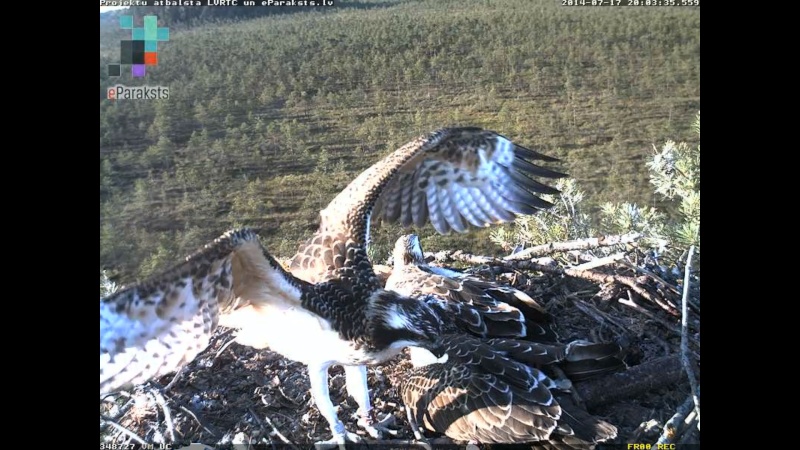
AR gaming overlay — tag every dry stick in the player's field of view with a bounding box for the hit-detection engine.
[150,388,177,443]
[575,355,685,409]
[618,294,679,334]
[681,246,700,430]
[503,232,642,261]
[259,397,300,450]
[655,396,695,445]
[572,252,626,271]
[214,335,239,361]
[178,405,218,438]
[163,366,188,392]
[572,299,629,334]
[100,415,148,445]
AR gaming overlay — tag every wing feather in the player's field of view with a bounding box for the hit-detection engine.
[100,229,304,395]
[290,128,564,283]
[402,334,618,444]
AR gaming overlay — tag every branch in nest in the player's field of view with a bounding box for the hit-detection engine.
[430,251,681,316]
[503,232,642,261]
[575,355,685,409]
[681,246,701,430]
[655,396,696,445]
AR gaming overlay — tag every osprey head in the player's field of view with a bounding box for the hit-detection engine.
[392,234,425,268]
[369,291,444,356]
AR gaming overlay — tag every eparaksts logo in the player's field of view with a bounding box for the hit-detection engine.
[107,85,170,100]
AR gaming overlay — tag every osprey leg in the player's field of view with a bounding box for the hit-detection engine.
[344,365,396,438]
[308,363,362,450]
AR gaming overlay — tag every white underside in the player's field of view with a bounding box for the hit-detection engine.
[222,300,404,366]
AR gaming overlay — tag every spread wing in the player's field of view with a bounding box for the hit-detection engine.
[100,229,304,395]
[289,127,565,283]
[402,335,618,444]
[372,128,565,235]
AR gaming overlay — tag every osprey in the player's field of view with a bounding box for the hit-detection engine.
[385,234,623,444]
[387,234,556,341]
[100,127,568,448]
[401,335,620,445]
[288,127,573,445]
[100,228,445,414]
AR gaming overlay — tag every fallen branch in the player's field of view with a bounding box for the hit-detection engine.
[575,356,685,409]
[681,246,700,430]
[503,233,642,261]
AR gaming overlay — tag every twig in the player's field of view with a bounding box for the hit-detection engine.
[655,396,695,445]
[572,299,629,334]
[618,294,680,336]
[100,415,147,445]
[681,246,700,430]
[259,397,300,450]
[214,336,239,360]
[149,388,177,442]
[164,366,187,392]
[178,405,219,438]
[572,252,626,271]
[503,232,642,261]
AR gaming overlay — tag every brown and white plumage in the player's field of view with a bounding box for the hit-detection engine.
[387,234,556,341]
[285,128,583,445]
[100,229,265,395]
[289,127,566,284]
[100,229,444,397]
[401,336,620,445]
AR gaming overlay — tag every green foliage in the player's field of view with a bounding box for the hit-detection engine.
[647,112,700,253]
[492,113,700,264]
[99,0,699,283]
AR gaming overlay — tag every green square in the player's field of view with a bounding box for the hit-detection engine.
[119,15,133,29]
[145,40,158,52]
[132,28,144,40]
[157,27,169,41]
[144,16,157,41]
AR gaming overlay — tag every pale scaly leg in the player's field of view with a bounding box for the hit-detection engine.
[404,404,432,450]
[344,365,396,439]
[308,363,362,450]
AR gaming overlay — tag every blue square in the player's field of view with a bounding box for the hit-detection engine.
[119,15,133,29]
[157,27,169,41]
[145,40,158,52]
[132,28,145,40]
